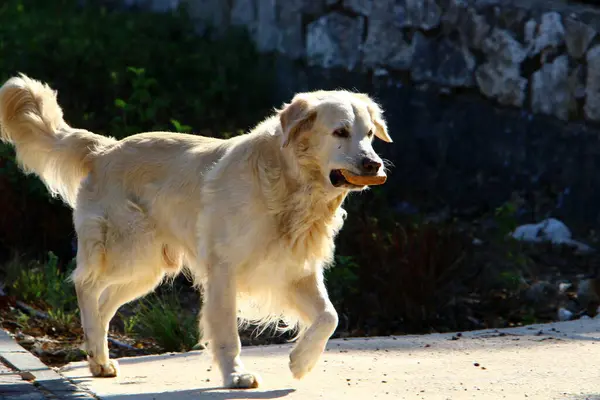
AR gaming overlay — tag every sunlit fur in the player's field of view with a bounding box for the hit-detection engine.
[0,74,391,388]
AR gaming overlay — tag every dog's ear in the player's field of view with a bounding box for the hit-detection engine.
[354,93,393,143]
[279,97,317,148]
[372,111,392,143]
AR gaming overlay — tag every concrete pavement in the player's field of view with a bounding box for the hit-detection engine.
[59,319,600,400]
[0,329,93,399]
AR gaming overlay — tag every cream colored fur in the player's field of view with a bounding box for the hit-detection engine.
[0,74,392,389]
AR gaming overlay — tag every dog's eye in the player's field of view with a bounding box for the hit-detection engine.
[367,130,374,138]
[333,128,350,138]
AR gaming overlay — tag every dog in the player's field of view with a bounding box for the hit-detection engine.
[0,74,392,389]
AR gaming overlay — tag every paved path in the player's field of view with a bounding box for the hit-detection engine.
[0,329,93,399]
[0,361,46,400]
[59,319,600,400]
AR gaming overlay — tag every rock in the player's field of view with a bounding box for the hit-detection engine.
[345,0,372,15]
[476,63,527,107]
[496,6,529,35]
[585,45,600,121]
[511,218,571,244]
[183,0,230,35]
[149,0,180,12]
[16,333,36,345]
[557,307,574,321]
[458,7,491,50]
[459,9,492,49]
[440,0,467,34]
[578,279,600,308]
[395,0,441,31]
[531,55,570,120]
[306,13,364,70]
[580,315,592,320]
[564,17,596,59]
[558,282,572,294]
[277,0,305,59]
[231,0,256,31]
[362,0,412,69]
[569,65,586,109]
[255,0,280,52]
[524,281,557,305]
[524,19,537,45]
[527,12,565,59]
[302,0,327,15]
[511,218,594,254]
[411,33,475,87]
[483,28,527,65]
[476,28,527,106]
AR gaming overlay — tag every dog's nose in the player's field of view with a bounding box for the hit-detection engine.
[362,157,382,174]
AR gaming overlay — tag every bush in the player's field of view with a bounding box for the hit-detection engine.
[132,290,199,352]
[5,252,78,327]
[330,189,475,335]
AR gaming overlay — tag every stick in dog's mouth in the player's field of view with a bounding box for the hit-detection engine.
[329,169,387,187]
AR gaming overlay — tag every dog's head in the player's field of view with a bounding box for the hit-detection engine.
[278,90,392,192]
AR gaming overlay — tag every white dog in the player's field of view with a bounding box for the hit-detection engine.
[0,74,392,388]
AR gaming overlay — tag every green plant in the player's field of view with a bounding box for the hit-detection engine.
[494,200,520,239]
[121,313,140,337]
[8,252,78,325]
[498,270,524,291]
[15,311,31,329]
[134,290,199,352]
[326,255,360,307]
[111,67,171,136]
[47,308,77,327]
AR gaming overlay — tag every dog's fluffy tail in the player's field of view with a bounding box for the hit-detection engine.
[0,74,115,207]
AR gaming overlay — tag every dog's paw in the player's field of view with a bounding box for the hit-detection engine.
[289,342,324,380]
[225,372,261,389]
[89,358,119,378]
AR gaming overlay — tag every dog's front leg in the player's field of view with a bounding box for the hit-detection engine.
[288,270,339,379]
[201,263,261,389]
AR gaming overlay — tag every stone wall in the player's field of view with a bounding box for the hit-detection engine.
[94,0,600,232]
[118,0,600,124]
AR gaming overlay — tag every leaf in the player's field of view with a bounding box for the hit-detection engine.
[114,98,127,109]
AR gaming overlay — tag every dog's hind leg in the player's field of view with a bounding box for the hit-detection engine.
[200,263,261,389]
[287,270,339,379]
[72,258,117,378]
[98,270,165,336]
[71,216,120,378]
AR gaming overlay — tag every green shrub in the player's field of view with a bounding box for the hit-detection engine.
[133,290,199,352]
[6,252,78,326]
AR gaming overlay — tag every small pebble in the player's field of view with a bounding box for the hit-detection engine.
[558,308,574,322]
[474,362,480,367]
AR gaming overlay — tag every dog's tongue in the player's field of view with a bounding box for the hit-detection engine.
[340,169,387,186]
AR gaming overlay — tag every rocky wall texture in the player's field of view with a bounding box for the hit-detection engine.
[91,0,600,232]
[119,0,600,124]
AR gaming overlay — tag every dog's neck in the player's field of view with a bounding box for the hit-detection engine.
[256,139,348,265]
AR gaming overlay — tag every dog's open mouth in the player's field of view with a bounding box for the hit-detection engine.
[329,169,387,188]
